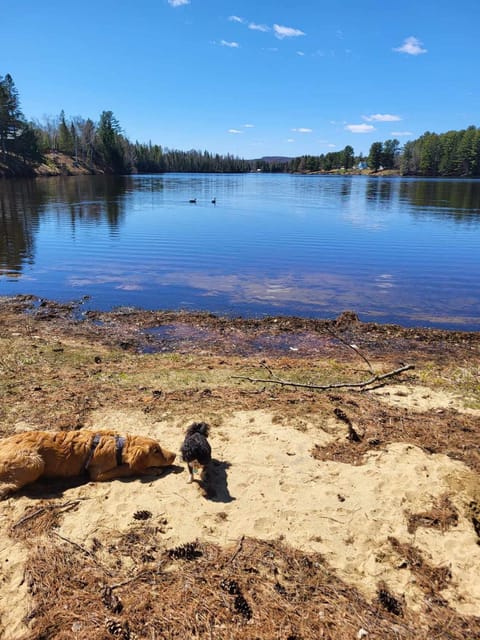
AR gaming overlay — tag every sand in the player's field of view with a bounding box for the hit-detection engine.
[1,401,479,639]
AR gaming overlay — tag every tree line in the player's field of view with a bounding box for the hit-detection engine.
[1,72,480,177]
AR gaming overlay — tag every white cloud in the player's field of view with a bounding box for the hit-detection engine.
[363,114,401,122]
[273,24,306,39]
[292,127,312,133]
[220,40,239,48]
[328,144,337,148]
[243,124,255,128]
[249,22,270,32]
[168,0,190,6]
[394,36,427,55]
[228,129,243,134]
[228,15,245,23]
[287,138,295,143]
[391,131,413,136]
[296,51,305,56]
[345,124,376,133]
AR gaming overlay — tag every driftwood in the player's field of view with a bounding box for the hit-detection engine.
[233,363,414,391]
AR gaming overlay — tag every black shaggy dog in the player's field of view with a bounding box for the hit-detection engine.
[180,422,212,483]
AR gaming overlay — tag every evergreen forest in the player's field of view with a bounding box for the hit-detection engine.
[1,73,480,178]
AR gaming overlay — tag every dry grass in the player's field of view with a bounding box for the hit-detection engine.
[312,397,480,473]
[1,297,480,639]
[406,495,459,535]
[20,532,480,640]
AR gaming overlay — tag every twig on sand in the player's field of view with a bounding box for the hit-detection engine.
[12,499,82,528]
[52,531,112,576]
[229,535,245,564]
[109,570,152,591]
[334,407,362,442]
[233,363,414,391]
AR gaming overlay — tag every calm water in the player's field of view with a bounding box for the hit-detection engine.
[1,173,480,329]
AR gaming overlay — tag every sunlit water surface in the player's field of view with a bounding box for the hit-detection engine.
[1,173,479,329]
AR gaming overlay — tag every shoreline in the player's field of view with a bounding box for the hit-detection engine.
[0,293,479,637]
[4,151,480,179]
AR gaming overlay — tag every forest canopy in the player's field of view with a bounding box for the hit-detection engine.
[1,72,480,177]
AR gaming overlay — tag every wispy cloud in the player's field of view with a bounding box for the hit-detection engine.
[168,0,190,6]
[391,131,412,136]
[273,24,306,39]
[249,22,270,32]
[363,113,401,122]
[292,127,312,133]
[287,138,295,143]
[228,15,245,23]
[243,124,255,128]
[394,36,427,55]
[296,51,305,56]
[228,129,243,134]
[345,124,376,133]
[220,40,239,48]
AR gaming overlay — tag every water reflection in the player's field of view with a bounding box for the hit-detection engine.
[0,176,129,276]
[399,179,480,220]
[39,175,128,230]
[0,180,43,276]
[365,179,396,204]
[0,174,479,329]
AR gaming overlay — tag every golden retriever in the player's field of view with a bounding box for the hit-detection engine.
[0,429,176,499]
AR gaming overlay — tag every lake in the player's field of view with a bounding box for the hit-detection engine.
[1,173,480,330]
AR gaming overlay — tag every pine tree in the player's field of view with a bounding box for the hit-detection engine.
[58,110,74,155]
[0,73,23,157]
[368,142,383,172]
[97,110,124,172]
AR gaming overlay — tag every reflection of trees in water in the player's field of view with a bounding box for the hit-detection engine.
[365,179,395,203]
[0,176,129,276]
[400,180,480,223]
[40,175,129,230]
[0,180,43,275]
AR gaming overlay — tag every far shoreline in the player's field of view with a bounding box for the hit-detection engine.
[3,151,480,180]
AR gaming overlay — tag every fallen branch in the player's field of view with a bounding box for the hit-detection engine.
[229,535,245,564]
[334,407,362,442]
[233,363,414,391]
[12,499,82,528]
[324,325,375,375]
[52,531,112,576]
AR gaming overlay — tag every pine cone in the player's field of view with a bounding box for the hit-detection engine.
[234,594,252,619]
[167,541,201,560]
[133,510,152,521]
[220,578,240,595]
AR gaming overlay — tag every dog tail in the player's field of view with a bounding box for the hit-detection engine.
[185,422,210,438]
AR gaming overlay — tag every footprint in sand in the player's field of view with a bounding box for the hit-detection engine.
[253,517,271,534]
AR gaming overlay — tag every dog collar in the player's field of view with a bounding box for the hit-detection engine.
[115,436,125,466]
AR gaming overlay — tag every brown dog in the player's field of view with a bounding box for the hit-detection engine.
[0,429,176,499]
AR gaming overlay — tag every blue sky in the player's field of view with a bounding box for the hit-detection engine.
[2,0,479,158]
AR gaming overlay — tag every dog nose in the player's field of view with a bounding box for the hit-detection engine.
[167,451,176,464]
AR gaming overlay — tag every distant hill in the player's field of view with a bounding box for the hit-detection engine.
[256,156,293,164]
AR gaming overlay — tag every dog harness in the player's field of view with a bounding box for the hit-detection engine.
[84,434,126,471]
[84,434,101,471]
[115,435,125,466]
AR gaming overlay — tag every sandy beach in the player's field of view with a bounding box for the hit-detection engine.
[0,297,479,639]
